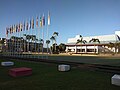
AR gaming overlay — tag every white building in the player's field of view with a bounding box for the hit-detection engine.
[66,31,120,54]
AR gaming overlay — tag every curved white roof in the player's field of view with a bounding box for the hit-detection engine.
[67,32,120,44]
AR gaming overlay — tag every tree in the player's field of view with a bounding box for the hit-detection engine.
[50,43,59,54]
[0,39,4,44]
[0,38,5,52]
[30,35,35,51]
[107,42,117,54]
[53,32,58,37]
[46,40,50,54]
[23,34,27,52]
[39,38,44,52]
[59,43,66,53]
[76,39,87,53]
[26,35,31,52]
[50,36,55,45]
[53,32,58,51]
[89,38,100,53]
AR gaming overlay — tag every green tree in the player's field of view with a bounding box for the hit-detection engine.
[76,39,87,53]
[26,35,31,52]
[46,40,50,54]
[89,38,100,53]
[50,36,55,45]
[39,38,44,52]
[23,34,27,52]
[59,43,66,53]
[53,32,58,51]
[50,43,59,54]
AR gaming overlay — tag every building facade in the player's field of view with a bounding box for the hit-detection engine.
[66,31,120,54]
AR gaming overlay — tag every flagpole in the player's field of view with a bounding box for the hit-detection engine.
[25,20,27,58]
[47,11,50,59]
[19,23,21,58]
[42,27,44,59]
[10,26,12,57]
[28,18,30,59]
[26,20,28,58]
[8,28,10,57]
[6,27,8,57]
[38,27,40,59]
[23,21,25,58]
[30,18,33,58]
[13,25,16,57]
[38,15,41,59]
[42,14,45,59]
[16,25,18,58]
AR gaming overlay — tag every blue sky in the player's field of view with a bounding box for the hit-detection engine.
[0,0,120,44]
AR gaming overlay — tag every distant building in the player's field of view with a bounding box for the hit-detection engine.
[6,38,42,53]
[66,31,120,54]
[0,38,6,52]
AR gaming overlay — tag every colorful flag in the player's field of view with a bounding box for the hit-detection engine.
[32,18,34,29]
[16,24,18,32]
[11,25,13,33]
[18,23,20,32]
[26,21,28,30]
[10,26,12,34]
[42,14,45,26]
[6,27,9,36]
[36,16,38,27]
[20,23,23,31]
[48,11,50,25]
[40,16,42,27]
[29,20,31,29]
[23,21,25,30]
[13,24,16,33]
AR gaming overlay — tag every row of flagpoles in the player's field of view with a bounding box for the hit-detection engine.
[6,12,50,36]
[5,11,51,59]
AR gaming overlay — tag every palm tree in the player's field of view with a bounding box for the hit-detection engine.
[39,38,44,53]
[59,43,66,53]
[76,39,87,53]
[108,42,115,54]
[50,36,55,45]
[89,38,100,53]
[53,32,58,51]
[53,32,58,37]
[23,34,27,52]
[0,38,4,52]
[31,35,36,52]
[46,40,50,54]
[26,35,31,52]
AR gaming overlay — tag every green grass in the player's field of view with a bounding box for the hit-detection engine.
[0,59,120,90]
[2,53,120,66]
[48,55,120,66]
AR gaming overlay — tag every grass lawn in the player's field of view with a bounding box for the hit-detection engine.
[47,55,120,66]
[0,58,120,90]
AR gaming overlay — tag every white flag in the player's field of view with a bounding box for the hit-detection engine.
[48,11,50,25]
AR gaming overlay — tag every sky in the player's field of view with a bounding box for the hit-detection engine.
[0,0,120,44]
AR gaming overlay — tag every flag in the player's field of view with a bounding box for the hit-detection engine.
[6,27,9,36]
[36,16,38,27]
[40,16,42,27]
[13,24,16,33]
[26,21,28,30]
[48,11,50,25]
[20,23,23,31]
[11,25,13,33]
[10,27,12,34]
[18,23,20,32]
[29,20,31,29]
[42,14,45,26]
[32,18,34,29]
[16,24,18,32]
[23,21,25,30]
